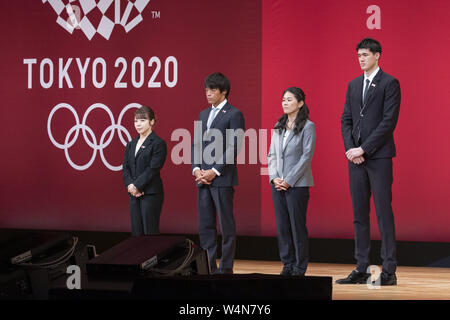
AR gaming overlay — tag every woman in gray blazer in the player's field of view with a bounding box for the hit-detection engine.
[268,87,316,276]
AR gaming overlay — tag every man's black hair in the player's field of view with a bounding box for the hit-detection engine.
[356,38,382,55]
[204,72,230,98]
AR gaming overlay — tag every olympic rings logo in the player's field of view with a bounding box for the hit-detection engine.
[47,103,140,171]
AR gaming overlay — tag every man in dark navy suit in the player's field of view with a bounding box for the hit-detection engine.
[337,38,401,286]
[191,72,245,274]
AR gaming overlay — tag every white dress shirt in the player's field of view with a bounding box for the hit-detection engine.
[282,129,291,150]
[362,66,380,101]
[135,138,144,156]
[192,99,228,177]
[280,129,292,180]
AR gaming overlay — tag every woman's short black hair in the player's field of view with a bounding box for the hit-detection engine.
[204,72,230,98]
[134,105,156,122]
[356,38,382,55]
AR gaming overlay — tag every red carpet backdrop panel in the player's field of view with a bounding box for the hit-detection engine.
[1,0,449,242]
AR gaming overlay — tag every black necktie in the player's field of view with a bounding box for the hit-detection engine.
[356,79,371,145]
[362,79,370,107]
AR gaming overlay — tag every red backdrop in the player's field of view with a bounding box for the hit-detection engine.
[261,0,450,241]
[1,1,449,242]
[0,0,261,234]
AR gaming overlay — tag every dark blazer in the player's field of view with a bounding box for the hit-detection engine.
[191,102,245,187]
[341,69,401,158]
[123,131,167,194]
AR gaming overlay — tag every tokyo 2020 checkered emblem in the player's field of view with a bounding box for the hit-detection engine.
[43,0,150,40]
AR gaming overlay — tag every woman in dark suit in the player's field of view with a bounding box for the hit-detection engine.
[123,106,167,235]
[268,87,316,276]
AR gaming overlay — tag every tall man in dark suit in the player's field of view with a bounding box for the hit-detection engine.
[191,72,245,274]
[337,38,401,286]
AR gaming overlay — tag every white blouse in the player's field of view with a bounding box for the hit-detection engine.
[135,139,145,156]
[282,129,291,149]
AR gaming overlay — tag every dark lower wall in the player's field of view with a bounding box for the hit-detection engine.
[1,229,450,268]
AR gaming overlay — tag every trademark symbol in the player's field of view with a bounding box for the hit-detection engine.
[152,11,160,19]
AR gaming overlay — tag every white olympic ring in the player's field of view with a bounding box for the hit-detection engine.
[47,102,141,171]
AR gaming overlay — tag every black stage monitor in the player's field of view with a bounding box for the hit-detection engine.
[0,232,71,265]
[86,235,186,276]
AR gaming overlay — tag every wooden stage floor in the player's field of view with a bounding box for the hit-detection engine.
[231,260,450,300]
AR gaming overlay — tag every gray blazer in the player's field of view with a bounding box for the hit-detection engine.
[268,119,316,187]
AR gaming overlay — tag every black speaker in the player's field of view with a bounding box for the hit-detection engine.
[48,237,210,299]
[0,233,88,300]
[85,235,189,276]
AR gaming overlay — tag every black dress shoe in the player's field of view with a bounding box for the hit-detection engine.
[218,268,234,274]
[291,270,305,277]
[336,270,371,284]
[280,267,293,276]
[374,273,397,286]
